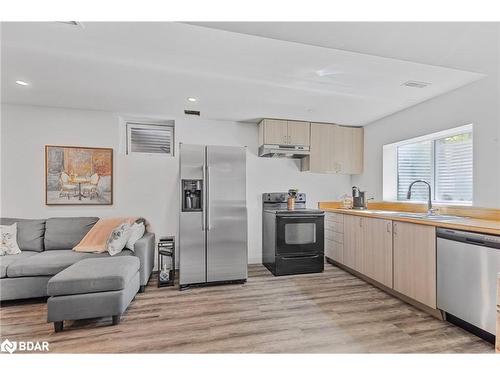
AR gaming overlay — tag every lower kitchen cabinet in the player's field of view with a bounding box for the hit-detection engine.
[342,214,393,288]
[343,214,363,271]
[328,212,438,310]
[393,221,437,308]
[324,212,344,263]
[363,217,393,288]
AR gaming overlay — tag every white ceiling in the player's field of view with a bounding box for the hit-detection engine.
[188,22,497,73]
[1,22,485,125]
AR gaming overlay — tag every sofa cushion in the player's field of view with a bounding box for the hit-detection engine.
[47,256,140,296]
[0,251,38,278]
[6,249,134,278]
[0,218,46,252]
[6,250,100,277]
[44,217,99,250]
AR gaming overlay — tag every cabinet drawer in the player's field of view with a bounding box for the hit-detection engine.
[325,238,343,263]
[325,220,343,233]
[325,228,343,243]
[276,254,324,276]
[325,212,344,223]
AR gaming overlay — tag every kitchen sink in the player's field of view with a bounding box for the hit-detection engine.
[394,213,465,221]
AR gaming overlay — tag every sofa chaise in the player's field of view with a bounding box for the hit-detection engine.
[0,217,155,301]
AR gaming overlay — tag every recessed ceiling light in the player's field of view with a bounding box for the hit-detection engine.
[15,80,29,86]
[187,97,197,102]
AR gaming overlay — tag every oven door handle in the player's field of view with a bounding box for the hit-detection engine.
[281,254,321,260]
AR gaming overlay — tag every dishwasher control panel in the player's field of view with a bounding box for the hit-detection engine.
[436,228,500,249]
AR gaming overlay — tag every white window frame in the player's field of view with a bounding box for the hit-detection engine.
[124,119,175,157]
[383,124,473,205]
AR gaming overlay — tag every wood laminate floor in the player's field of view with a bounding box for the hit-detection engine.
[0,263,494,353]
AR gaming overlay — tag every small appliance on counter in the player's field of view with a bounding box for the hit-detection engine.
[352,186,368,210]
[262,192,325,276]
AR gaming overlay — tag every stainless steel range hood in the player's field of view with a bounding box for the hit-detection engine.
[258,144,310,158]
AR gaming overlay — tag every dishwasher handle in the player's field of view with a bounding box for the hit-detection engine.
[436,227,500,249]
[466,237,486,246]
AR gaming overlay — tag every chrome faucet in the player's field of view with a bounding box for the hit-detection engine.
[406,180,437,215]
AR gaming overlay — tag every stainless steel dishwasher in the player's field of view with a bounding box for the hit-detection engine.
[437,228,500,341]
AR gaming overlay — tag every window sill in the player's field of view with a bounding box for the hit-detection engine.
[386,200,473,207]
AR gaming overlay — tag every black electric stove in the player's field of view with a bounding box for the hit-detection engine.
[262,192,325,276]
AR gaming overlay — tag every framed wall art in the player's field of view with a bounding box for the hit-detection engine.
[45,145,113,205]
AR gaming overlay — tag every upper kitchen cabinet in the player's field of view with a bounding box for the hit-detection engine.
[287,121,310,146]
[301,123,364,174]
[258,119,310,146]
[259,119,288,145]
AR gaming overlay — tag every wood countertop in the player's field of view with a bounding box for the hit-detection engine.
[319,201,500,236]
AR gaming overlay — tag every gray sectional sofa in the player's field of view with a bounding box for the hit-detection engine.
[0,217,155,302]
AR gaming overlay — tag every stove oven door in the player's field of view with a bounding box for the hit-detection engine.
[275,214,324,255]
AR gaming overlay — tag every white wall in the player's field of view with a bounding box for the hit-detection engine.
[0,103,351,263]
[352,28,500,209]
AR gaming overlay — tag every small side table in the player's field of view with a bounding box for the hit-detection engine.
[157,236,175,287]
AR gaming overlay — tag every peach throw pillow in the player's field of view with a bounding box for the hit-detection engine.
[73,217,138,253]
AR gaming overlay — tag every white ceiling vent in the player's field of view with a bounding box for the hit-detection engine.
[402,80,431,88]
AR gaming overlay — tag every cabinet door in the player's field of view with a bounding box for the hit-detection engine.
[348,127,364,174]
[262,119,288,145]
[363,217,393,288]
[303,123,334,173]
[393,222,436,308]
[287,121,310,146]
[302,123,363,174]
[332,126,364,174]
[343,215,363,271]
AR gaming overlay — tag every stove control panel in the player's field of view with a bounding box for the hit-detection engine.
[262,192,306,203]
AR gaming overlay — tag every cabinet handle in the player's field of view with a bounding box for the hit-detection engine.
[386,222,391,233]
[359,218,362,227]
[393,223,397,235]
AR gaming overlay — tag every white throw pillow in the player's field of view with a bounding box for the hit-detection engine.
[126,222,145,251]
[0,223,22,256]
[107,222,132,256]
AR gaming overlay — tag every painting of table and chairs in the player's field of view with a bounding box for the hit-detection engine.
[45,145,113,205]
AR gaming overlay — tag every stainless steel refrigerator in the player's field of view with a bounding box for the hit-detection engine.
[179,143,248,288]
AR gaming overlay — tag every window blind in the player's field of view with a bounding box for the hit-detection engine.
[126,122,174,155]
[397,141,432,201]
[396,130,472,203]
[435,133,473,202]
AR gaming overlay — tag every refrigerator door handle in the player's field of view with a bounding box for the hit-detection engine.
[201,165,206,231]
[206,165,211,231]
